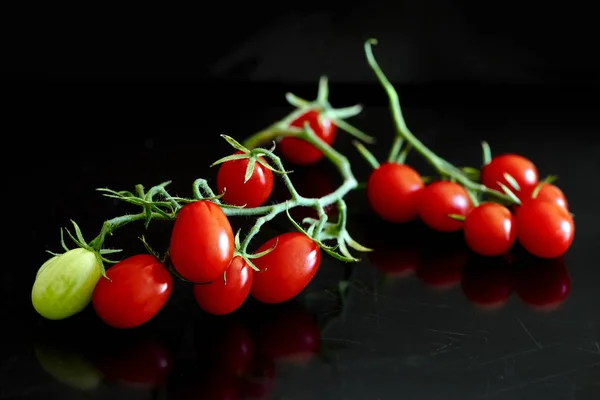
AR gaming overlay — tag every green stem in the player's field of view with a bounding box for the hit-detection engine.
[364,39,514,204]
[88,212,172,251]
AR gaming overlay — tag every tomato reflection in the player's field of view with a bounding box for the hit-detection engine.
[93,338,173,389]
[511,254,571,312]
[236,357,276,399]
[461,255,512,310]
[193,317,254,376]
[416,238,469,290]
[254,302,321,366]
[172,370,238,400]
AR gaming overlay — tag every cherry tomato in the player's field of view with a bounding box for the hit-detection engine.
[193,256,253,316]
[92,254,172,329]
[194,319,254,376]
[512,255,570,311]
[481,154,539,193]
[236,357,276,399]
[216,151,274,208]
[170,200,235,282]
[366,162,424,223]
[251,232,321,304]
[518,183,568,210]
[461,256,512,310]
[417,246,468,290]
[255,303,321,365]
[418,181,473,232]
[94,339,173,388]
[278,110,337,165]
[515,198,575,259]
[286,166,337,221]
[463,202,516,257]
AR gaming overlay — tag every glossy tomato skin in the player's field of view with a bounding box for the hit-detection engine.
[170,201,235,282]
[251,232,321,304]
[481,154,539,193]
[92,254,172,329]
[515,199,575,259]
[366,162,424,223]
[278,110,337,165]
[463,203,516,257]
[217,151,274,208]
[518,183,568,210]
[193,256,253,316]
[418,181,473,232]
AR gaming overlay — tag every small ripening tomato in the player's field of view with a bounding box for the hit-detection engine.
[278,110,337,165]
[512,255,570,311]
[417,246,468,290]
[461,256,512,310]
[463,202,516,257]
[193,256,253,316]
[515,198,575,259]
[170,200,235,282]
[255,303,321,365]
[92,254,172,329]
[251,232,321,304]
[518,183,568,210]
[236,357,276,400]
[94,339,173,388]
[194,319,254,376]
[481,154,539,193]
[366,162,424,223]
[217,151,274,208]
[32,248,102,320]
[418,181,473,232]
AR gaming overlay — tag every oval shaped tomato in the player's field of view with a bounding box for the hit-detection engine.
[278,110,337,165]
[193,256,253,316]
[255,303,321,366]
[463,202,516,257]
[32,248,102,320]
[418,181,473,232]
[251,232,321,304]
[170,201,235,282]
[516,199,575,259]
[512,256,570,311]
[518,183,568,210]
[461,256,512,310]
[216,151,274,208]
[366,162,424,223]
[481,154,539,193]
[92,254,172,329]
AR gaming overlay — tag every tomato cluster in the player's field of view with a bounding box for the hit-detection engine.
[365,153,574,260]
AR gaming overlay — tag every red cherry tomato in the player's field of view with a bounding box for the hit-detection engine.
[236,357,276,399]
[194,319,254,376]
[461,257,512,310]
[193,256,253,316]
[278,110,337,165]
[216,151,274,208]
[170,201,235,282]
[481,154,539,193]
[366,162,424,223]
[251,232,321,304]
[94,339,173,388]
[417,247,468,290]
[92,254,172,329]
[518,183,568,210]
[515,199,575,259]
[463,203,516,257]
[418,181,473,232]
[286,166,337,221]
[255,303,321,365]
[512,256,570,311]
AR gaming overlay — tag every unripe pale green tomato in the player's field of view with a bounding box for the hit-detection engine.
[32,248,102,320]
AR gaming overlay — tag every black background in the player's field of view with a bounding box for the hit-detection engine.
[3,2,600,399]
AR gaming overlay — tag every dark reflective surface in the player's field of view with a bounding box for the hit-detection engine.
[4,94,600,399]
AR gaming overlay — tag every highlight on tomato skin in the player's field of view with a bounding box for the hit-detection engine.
[254,302,322,366]
[481,153,539,194]
[511,254,571,312]
[517,183,569,210]
[418,181,473,233]
[92,338,173,389]
[216,150,275,208]
[460,255,512,311]
[463,202,517,257]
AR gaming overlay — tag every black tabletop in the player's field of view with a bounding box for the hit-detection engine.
[3,80,599,399]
